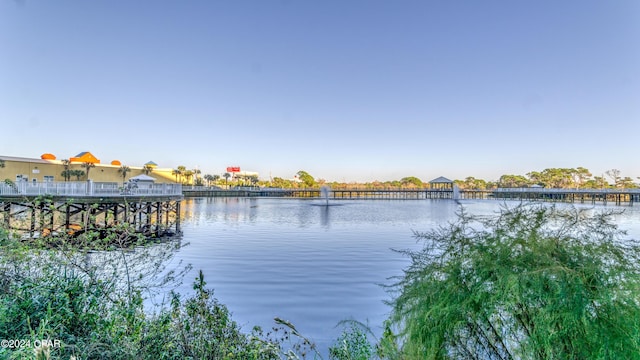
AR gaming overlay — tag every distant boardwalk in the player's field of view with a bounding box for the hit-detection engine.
[182,186,640,205]
[0,181,183,238]
[468,188,640,205]
[183,187,455,199]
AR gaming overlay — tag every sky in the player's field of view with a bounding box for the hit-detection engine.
[1,1,639,183]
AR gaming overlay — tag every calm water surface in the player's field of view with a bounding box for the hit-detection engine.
[161,198,640,353]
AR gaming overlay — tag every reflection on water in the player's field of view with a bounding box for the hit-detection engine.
[165,198,640,354]
[320,204,330,227]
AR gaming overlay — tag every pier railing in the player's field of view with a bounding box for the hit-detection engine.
[492,188,640,194]
[180,186,640,203]
[0,181,182,197]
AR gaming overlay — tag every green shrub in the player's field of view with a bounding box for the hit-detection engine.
[329,324,373,360]
[388,204,640,359]
[0,231,288,359]
[139,270,281,359]
[0,256,145,358]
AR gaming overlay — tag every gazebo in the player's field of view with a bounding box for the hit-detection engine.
[129,174,156,183]
[429,176,454,190]
[128,174,156,191]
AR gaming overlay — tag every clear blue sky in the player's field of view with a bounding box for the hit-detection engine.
[1,0,638,183]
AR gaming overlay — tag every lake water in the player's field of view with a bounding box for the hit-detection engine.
[155,197,640,354]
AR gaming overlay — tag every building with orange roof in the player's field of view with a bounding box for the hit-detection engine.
[0,152,176,184]
[69,151,100,164]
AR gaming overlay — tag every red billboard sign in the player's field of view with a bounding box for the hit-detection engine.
[226,166,240,173]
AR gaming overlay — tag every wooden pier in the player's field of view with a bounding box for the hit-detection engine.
[183,186,640,205]
[483,188,640,206]
[0,181,183,238]
[183,187,455,200]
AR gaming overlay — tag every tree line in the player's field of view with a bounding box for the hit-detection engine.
[4,158,639,190]
[171,166,260,187]
[262,168,640,190]
[50,162,640,190]
[458,167,639,190]
[267,171,429,189]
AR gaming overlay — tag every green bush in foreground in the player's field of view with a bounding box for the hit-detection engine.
[329,324,373,360]
[0,226,303,359]
[140,270,282,359]
[388,204,640,359]
[0,261,287,359]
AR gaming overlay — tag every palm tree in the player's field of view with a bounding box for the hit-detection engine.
[81,162,96,180]
[204,174,214,187]
[177,165,187,184]
[61,170,73,181]
[118,165,131,185]
[183,170,194,185]
[172,168,182,183]
[212,174,220,185]
[142,164,153,175]
[72,170,85,180]
[223,172,231,186]
[60,159,71,181]
[0,159,5,168]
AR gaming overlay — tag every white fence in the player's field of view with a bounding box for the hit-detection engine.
[0,181,182,197]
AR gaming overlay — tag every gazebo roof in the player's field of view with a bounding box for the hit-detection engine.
[129,174,156,182]
[144,161,158,167]
[429,176,453,184]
